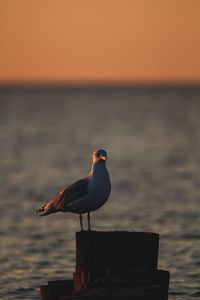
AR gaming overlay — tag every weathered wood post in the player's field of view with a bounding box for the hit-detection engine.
[40,231,170,300]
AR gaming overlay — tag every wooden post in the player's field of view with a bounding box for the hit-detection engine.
[76,231,159,270]
[40,231,170,300]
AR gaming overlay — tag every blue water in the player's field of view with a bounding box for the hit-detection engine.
[0,86,200,299]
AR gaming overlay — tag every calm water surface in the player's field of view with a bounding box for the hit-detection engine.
[0,87,200,299]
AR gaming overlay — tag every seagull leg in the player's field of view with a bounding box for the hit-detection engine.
[87,212,91,231]
[79,214,83,231]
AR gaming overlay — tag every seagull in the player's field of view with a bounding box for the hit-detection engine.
[34,149,111,231]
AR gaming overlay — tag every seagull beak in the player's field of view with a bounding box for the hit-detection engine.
[100,155,107,161]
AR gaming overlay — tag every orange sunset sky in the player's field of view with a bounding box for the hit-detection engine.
[0,0,199,85]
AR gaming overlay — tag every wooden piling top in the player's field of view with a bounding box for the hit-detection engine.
[76,231,159,271]
[40,231,169,300]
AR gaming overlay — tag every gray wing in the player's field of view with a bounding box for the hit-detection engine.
[34,177,89,216]
[57,177,89,210]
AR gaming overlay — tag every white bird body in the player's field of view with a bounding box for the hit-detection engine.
[34,149,111,231]
[69,162,111,213]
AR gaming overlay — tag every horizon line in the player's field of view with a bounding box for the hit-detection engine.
[0,79,200,89]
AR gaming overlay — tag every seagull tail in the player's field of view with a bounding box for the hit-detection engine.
[33,205,57,217]
[34,195,61,216]
[33,205,46,215]
[40,208,57,217]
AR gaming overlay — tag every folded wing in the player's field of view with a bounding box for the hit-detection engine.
[34,178,89,216]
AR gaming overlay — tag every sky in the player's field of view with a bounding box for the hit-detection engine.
[0,0,199,85]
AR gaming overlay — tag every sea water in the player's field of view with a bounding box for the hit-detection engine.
[0,86,200,299]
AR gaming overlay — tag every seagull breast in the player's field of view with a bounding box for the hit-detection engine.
[69,161,111,214]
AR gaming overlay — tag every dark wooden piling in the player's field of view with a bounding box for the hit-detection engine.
[40,231,170,300]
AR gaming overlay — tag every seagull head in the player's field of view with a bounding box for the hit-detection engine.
[93,149,107,163]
